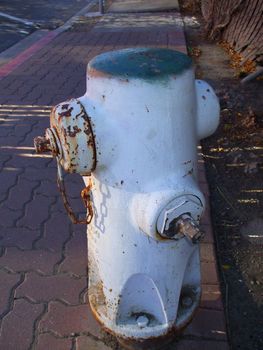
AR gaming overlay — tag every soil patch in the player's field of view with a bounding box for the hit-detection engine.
[181,8,263,350]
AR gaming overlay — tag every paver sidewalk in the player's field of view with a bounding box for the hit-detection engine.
[0,7,229,350]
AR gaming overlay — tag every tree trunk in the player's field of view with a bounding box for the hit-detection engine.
[201,0,263,65]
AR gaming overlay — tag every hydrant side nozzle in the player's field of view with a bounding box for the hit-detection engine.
[156,194,204,241]
[195,79,220,140]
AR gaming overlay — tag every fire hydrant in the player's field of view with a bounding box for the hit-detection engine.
[34,48,219,348]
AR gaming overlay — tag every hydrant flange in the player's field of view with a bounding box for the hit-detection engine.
[35,98,97,175]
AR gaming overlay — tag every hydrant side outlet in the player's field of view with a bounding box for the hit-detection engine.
[195,79,220,139]
[50,98,97,174]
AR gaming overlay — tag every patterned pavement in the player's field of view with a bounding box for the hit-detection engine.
[0,10,229,350]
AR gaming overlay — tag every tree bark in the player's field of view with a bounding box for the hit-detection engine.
[201,0,263,64]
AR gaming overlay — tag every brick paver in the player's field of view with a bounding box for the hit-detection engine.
[15,272,87,304]
[201,284,223,310]
[35,210,71,252]
[37,334,72,350]
[184,308,227,340]
[0,299,44,350]
[174,340,229,350]
[0,4,228,350]
[201,260,220,285]
[0,248,61,274]
[57,229,87,277]
[39,301,102,339]
[0,270,21,315]
[75,336,112,350]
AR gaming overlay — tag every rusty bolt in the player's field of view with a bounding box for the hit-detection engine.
[34,128,60,157]
[136,315,149,328]
[34,136,52,153]
[181,296,193,308]
[162,214,203,243]
[175,215,203,244]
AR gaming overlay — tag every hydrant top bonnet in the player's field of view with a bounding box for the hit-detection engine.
[88,48,192,81]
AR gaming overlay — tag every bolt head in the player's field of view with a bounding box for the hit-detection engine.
[136,315,149,328]
[181,296,193,308]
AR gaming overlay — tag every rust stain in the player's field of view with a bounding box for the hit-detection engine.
[183,168,194,177]
[34,136,51,153]
[84,112,97,172]
[58,107,73,119]
[115,304,199,350]
[89,280,108,319]
[87,138,94,148]
[57,171,93,225]
[119,77,129,83]
[88,67,111,79]
[94,313,195,350]
[60,101,96,173]
[81,178,93,224]
[67,125,82,137]
[61,103,70,110]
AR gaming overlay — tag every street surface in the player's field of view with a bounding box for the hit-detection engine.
[0,0,91,52]
[0,4,228,349]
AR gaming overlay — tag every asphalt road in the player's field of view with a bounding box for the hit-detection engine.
[0,0,91,53]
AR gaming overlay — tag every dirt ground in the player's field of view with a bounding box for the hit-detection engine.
[181,7,263,350]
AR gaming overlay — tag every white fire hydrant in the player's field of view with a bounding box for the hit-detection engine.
[35,48,219,348]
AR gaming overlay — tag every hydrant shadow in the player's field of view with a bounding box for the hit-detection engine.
[94,181,111,234]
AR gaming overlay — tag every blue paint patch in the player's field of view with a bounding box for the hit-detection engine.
[89,48,192,80]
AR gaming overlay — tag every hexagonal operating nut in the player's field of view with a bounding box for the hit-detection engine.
[34,127,61,158]
[34,136,52,154]
[175,214,204,243]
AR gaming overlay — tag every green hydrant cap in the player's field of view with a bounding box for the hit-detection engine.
[88,48,192,80]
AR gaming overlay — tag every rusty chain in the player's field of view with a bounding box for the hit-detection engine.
[56,157,93,224]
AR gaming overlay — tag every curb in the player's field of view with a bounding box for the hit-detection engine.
[0,0,97,80]
[0,31,59,79]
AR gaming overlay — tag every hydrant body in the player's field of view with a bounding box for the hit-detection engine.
[34,48,220,345]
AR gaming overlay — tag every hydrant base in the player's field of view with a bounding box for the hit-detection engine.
[89,283,200,349]
[115,311,195,350]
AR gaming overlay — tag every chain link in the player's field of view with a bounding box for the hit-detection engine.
[56,158,93,224]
